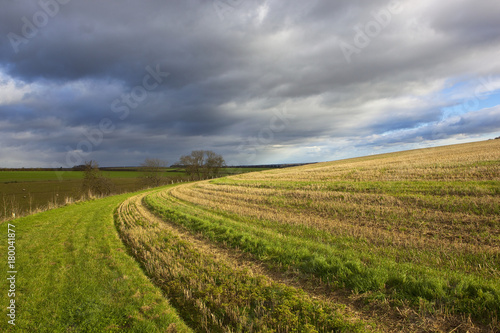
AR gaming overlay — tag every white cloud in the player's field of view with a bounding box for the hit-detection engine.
[0,72,31,105]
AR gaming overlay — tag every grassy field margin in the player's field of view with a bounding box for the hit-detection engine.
[0,189,191,332]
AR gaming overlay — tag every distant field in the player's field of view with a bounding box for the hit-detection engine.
[0,171,146,219]
[0,170,174,182]
[0,168,271,183]
[223,167,274,174]
[0,170,83,182]
[135,140,499,331]
[0,168,273,219]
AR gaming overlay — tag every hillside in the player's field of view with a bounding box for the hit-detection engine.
[137,140,499,332]
[1,140,499,332]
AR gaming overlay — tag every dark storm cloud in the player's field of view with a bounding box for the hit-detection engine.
[1,0,500,167]
[1,1,198,82]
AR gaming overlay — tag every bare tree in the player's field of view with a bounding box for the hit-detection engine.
[179,150,204,179]
[179,150,225,180]
[204,150,225,178]
[81,160,114,197]
[140,158,168,187]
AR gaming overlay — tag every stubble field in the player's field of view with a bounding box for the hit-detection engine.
[127,140,499,331]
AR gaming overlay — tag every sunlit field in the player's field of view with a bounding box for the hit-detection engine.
[133,140,499,331]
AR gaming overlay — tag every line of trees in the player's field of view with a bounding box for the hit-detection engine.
[80,150,225,196]
[138,150,226,186]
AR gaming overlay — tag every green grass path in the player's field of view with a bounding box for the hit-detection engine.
[0,190,191,332]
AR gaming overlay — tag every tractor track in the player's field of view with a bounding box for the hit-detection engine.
[115,188,489,333]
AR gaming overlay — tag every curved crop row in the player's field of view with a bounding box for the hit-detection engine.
[145,187,500,323]
[143,141,500,327]
[115,191,370,333]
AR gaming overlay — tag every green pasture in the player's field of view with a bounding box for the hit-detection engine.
[0,190,191,332]
[0,170,178,183]
[0,168,270,219]
[0,168,270,184]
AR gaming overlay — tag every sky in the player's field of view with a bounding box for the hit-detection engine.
[1,0,500,168]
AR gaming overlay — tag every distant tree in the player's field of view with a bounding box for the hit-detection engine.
[81,160,114,197]
[204,150,225,178]
[140,158,167,187]
[179,150,204,179]
[72,164,86,171]
[179,150,225,180]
